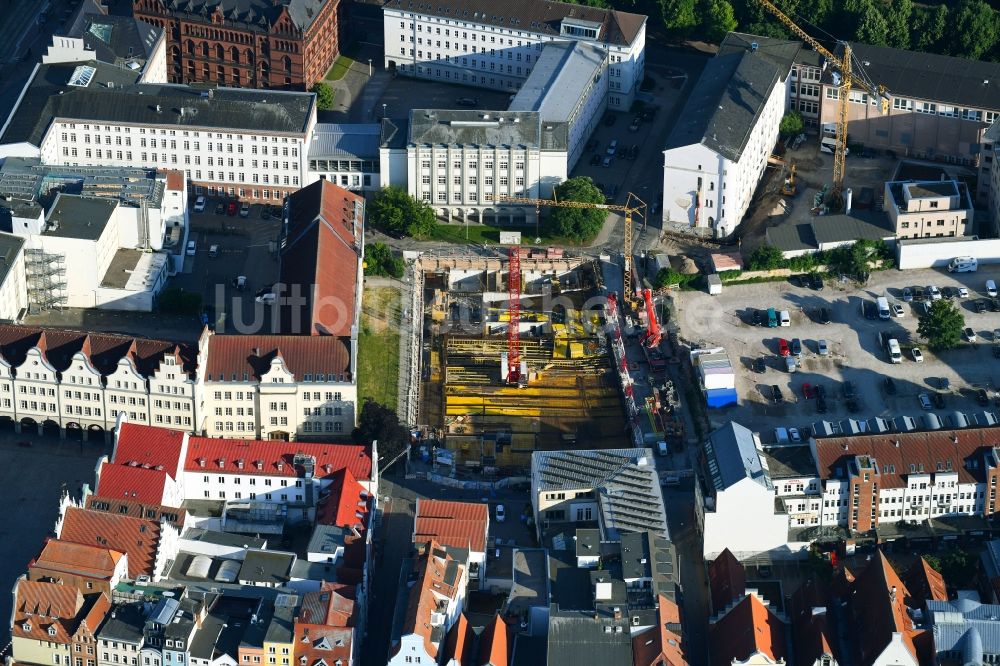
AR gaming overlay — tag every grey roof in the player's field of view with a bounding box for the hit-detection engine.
[408,109,548,149]
[762,445,819,479]
[719,32,823,74]
[704,421,772,491]
[379,117,408,150]
[263,604,296,644]
[72,14,162,69]
[508,40,606,124]
[834,42,1000,111]
[189,612,227,660]
[44,193,117,240]
[308,123,381,160]
[532,448,669,541]
[765,211,894,253]
[546,607,633,666]
[664,50,781,162]
[382,0,647,47]
[181,527,267,550]
[1,61,314,147]
[306,523,346,556]
[100,248,144,289]
[0,157,165,210]
[159,0,329,32]
[239,550,295,585]
[0,232,25,291]
[985,120,1000,143]
[97,603,146,643]
[928,598,1000,657]
[506,548,549,616]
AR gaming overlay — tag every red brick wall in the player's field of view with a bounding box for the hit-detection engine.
[850,473,879,533]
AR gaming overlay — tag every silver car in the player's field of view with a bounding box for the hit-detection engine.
[817,339,829,356]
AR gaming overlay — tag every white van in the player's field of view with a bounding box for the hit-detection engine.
[779,310,791,327]
[876,296,891,320]
[948,256,978,273]
[774,427,790,444]
[820,137,849,155]
[887,338,902,364]
[822,122,838,138]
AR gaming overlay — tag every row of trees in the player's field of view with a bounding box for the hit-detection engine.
[566,0,1000,62]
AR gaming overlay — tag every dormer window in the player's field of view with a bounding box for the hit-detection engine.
[48,626,57,637]
[22,622,31,632]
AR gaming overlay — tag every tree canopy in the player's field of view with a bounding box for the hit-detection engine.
[917,299,965,351]
[550,177,607,242]
[369,186,437,239]
[310,82,334,111]
[352,399,411,463]
[364,242,405,278]
[779,110,804,137]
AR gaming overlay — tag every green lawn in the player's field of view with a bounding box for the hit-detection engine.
[357,287,400,410]
[428,222,579,247]
[324,55,355,81]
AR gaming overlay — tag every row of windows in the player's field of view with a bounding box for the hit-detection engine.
[67,125,297,143]
[154,414,192,426]
[206,490,302,501]
[420,159,519,170]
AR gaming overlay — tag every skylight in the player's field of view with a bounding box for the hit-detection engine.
[68,65,96,87]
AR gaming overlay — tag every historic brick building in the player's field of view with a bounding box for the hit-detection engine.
[133,0,342,89]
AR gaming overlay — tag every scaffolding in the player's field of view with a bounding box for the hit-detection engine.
[25,248,67,311]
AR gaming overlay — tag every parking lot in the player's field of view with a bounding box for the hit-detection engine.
[676,267,1000,443]
[171,197,283,334]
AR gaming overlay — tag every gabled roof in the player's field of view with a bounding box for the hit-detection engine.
[184,437,371,480]
[709,593,786,666]
[279,180,363,337]
[631,594,686,666]
[84,495,186,530]
[315,467,369,528]
[391,541,465,661]
[849,552,920,666]
[704,422,772,492]
[158,0,330,32]
[708,548,745,614]
[203,334,350,381]
[112,423,186,478]
[12,579,84,644]
[719,32,823,73]
[904,558,948,607]
[479,614,510,666]
[790,579,838,666]
[95,462,169,505]
[414,500,489,553]
[73,14,162,68]
[442,613,475,666]
[31,538,125,581]
[59,507,160,579]
[298,581,357,627]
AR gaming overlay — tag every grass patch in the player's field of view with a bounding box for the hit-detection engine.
[357,287,400,410]
[324,55,355,81]
[428,221,579,246]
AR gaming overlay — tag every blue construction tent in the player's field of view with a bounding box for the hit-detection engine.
[705,388,737,408]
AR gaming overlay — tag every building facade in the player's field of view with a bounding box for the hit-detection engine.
[382,0,646,111]
[883,179,975,239]
[133,0,342,89]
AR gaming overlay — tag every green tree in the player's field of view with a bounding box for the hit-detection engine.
[364,242,405,278]
[884,0,911,49]
[702,0,737,43]
[550,177,607,242]
[855,0,890,46]
[352,398,411,463]
[369,186,436,239]
[310,82,334,111]
[949,0,999,60]
[779,110,804,137]
[660,0,698,35]
[917,299,965,351]
[911,4,947,52]
[746,244,784,271]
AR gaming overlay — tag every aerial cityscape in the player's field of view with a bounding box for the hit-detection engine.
[0,0,998,664]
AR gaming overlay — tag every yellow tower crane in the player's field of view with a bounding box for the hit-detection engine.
[758,0,889,203]
[489,192,646,308]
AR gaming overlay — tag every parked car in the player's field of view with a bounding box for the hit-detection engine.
[193,195,206,212]
[495,504,506,522]
[208,244,220,258]
[785,356,797,373]
[988,279,998,297]
[753,356,766,373]
[788,427,802,443]
[809,273,824,290]
[752,309,766,326]
[965,327,978,342]
[628,145,639,160]
[790,338,802,356]
[215,202,225,215]
[602,156,614,168]
[802,383,814,400]
[928,285,942,300]
[976,299,988,313]
[843,380,857,399]
[629,116,641,132]
[816,385,827,413]
[978,388,990,406]
[958,287,969,298]
[778,338,790,357]
[255,292,276,304]
[932,392,946,409]
[771,385,784,404]
[911,347,924,362]
[902,287,913,302]
[891,303,905,317]
[227,201,238,216]
[817,339,829,356]
[607,139,619,155]
[819,307,831,325]
[185,240,196,256]
[914,286,926,301]
[779,310,791,327]
[919,393,933,409]
[990,298,1000,312]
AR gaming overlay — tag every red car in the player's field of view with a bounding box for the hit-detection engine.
[778,338,790,357]
[802,383,815,400]
[227,201,238,216]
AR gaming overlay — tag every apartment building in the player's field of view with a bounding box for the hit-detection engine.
[884,179,974,239]
[0,60,316,203]
[661,48,785,237]
[305,124,382,192]
[196,331,356,440]
[11,579,112,666]
[0,325,197,439]
[96,603,147,666]
[134,0,343,89]
[984,121,1000,233]
[0,232,27,321]
[380,109,567,224]
[27,539,130,597]
[382,0,646,110]
[818,43,1000,166]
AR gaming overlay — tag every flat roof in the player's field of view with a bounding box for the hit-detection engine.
[507,548,549,616]
[44,193,117,240]
[0,157,165,209]
[0,232,25,291]
[308,123,381,160]
[181,528,266,550]
[762,445,818,479]
[508,41,606,124]
[239,550,294,585]
[408,109,552,149]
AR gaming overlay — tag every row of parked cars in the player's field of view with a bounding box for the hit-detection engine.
[193,195,250,217]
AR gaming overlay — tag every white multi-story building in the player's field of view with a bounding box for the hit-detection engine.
[984,121,1000,234]
[42,12,167,84]
[305,124,382,192]
[661,49,785,237]
[380,109,567,224]
[0,232,27,322]
[382,0,646,111]
[196,330,357,441]
[0,60,316,203]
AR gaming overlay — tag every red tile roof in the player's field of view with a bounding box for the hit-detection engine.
[280,180,363,337]
[59,507,160,579]
[12,580,84,644]
[293,624,354,666]
[298,582,357,627]
[316,467,369,527]
[84,495,186,529]
[790,579,838,666]
[0,325,196,377]
[413,500,489,553]
[442,614,475,666]
[849,552,919,666]
[479,615,510,666]
[184,437,371,480]
[708,548,746,614]
[390,541,464,661]
[814,429,1000,488]
[709,594,786,666]
[95,462,169,505]
[203,334,350,381]
[162,170,184,191]
[112,423,186,478]
[30,538,125,581]
[632,595,686,666]
[904,557,948,606]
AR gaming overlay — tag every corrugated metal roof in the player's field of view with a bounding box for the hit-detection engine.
[308,124,381,160]
[508,41,606,124]
[704,422,772,491]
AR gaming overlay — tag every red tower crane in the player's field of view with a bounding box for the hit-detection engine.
[506,246,522,384]
[639,288,662,348]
